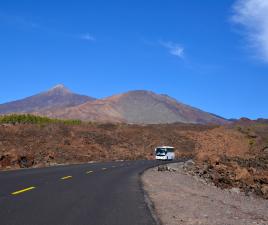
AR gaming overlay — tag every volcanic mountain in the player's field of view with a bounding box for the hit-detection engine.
[40,90,228,124]
[0,84,94,114]
[0,85,228,124]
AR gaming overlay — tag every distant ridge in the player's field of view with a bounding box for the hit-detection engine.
[0,84,95,114]
[0,85,228,125]
[39,89,228,125]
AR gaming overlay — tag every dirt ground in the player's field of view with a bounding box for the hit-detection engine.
[0,122,208,170]
[142,163,268,225]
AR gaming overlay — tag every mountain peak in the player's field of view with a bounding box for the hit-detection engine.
[0,84,94,114]
[0,87,228,125]
[126,90,153,94]
[49,84,71,93]
[53,84,66,89]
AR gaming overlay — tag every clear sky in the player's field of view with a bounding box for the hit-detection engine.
[0,0,267,119]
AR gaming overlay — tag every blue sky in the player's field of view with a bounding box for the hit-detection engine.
[0,0,267,119]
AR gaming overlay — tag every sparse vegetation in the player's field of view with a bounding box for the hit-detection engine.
[0,114,82,125]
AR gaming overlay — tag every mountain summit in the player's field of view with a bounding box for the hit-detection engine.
[0,86,228,124]
[0,85,94,114]
[41,90,228,124]
[48,84,71,93]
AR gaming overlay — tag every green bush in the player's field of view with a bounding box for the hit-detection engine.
[0,114,82,125]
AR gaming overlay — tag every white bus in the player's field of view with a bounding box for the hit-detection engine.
[155,146,175,160]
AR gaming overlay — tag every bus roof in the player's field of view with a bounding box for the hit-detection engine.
[155,146,174,149]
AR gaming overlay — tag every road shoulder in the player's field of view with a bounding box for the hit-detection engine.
[142,162,268,225]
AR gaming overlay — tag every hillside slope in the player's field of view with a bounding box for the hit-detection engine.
[43,90,227,124]
[0,84,94,114]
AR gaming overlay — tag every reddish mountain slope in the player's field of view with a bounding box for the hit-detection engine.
[42,90,228,124]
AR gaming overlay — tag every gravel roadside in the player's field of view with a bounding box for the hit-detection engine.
[142,162,268,225]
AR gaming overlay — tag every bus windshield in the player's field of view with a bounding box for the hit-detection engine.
[155,148,167,156]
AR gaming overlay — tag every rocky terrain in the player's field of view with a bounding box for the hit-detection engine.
[0,85,228,124]
[0,115,267,200]
[191,118,268,199]
[0,120,211,170]
[143,161,268,225]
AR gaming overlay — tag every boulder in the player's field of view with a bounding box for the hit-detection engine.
[18,155,34,168]
[261,185,268,199]
[158,165,169,171]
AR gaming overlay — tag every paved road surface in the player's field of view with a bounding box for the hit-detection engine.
[0,160,166,225]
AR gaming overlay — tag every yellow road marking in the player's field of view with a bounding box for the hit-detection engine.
[102,168,107,170]
[61,176,72,180]
[12,186,36,195]
[86,170,93,174]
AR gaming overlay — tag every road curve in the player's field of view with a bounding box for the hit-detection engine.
[0,160,165,225]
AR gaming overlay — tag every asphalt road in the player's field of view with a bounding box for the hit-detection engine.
[0,160,166,225]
